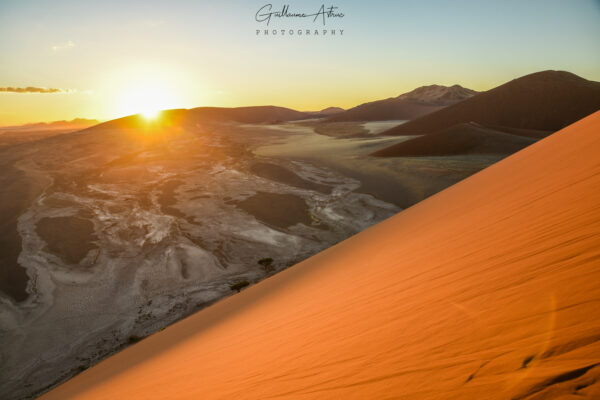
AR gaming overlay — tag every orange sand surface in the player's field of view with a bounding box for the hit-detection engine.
[43,111,600,399]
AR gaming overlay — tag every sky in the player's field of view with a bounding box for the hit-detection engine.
[1,0,599,125]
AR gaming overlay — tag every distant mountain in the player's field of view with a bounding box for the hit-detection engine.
[302,107,345,118]
[318,107,345,115]
[47,118,99,129]
[382,71,600,135]
[371,122,536,157]
[396,84,478,106]
[327,85,477,122]
[1,118,99,131]
[83,106,308,132]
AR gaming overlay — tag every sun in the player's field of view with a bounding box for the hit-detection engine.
[104,64,196,121]
[117,81,179,120]
[141,108,160,120]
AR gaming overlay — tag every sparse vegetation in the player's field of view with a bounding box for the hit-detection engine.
[127,335,142,344]
[258,257,275,272]
[230,280,250,292]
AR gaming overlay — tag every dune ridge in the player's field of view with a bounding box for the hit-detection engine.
[382,70,600,135]
[42,111,600,399]
[81,106,309,132]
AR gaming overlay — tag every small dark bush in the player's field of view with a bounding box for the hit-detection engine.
[258,257,275,272]
[128,335,142,344]
[230,280,250,292]
[258,257,273,266]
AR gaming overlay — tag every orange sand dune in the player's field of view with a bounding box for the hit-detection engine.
[43,112,600,399]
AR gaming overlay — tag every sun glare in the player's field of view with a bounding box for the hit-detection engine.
[141,108,160,120]
[118,84,175,120]
[111,67,183,120]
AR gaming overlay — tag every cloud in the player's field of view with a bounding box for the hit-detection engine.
[0,87,71,94]
[51,40,75,51]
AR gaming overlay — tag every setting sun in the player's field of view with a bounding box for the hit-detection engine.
[141,108,160,120]
[118,84,176,119]
[101,64,190,120]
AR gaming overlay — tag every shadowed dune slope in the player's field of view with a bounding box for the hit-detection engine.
[371,122,537,157]
[382,70,600,135]
[327,84,477,122]
[43,112,600,399]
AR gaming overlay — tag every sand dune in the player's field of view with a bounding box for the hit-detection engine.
[83,106,308,132]
[327,84,477,122]
[185,106,308,124]
[42,111,600,399]
[305,107,345,116]
[383,70,600,135]
[371,122,537,157]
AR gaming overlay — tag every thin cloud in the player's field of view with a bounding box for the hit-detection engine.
[0,87,71,94]
[51,40,75,51]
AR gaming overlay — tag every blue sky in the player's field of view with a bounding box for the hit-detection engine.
[0,0,599,123]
